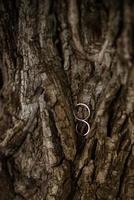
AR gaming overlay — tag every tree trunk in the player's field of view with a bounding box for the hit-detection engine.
[0,0,134,199]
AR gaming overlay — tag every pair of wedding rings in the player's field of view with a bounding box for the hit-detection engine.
[74,103,91,136]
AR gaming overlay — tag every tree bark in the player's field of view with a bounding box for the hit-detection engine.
[0,0,134,199]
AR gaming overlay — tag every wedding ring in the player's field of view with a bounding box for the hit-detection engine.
[74,103,90,121]
[76,119,90,136]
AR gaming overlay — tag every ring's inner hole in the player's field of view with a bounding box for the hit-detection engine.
[74,105,89,120]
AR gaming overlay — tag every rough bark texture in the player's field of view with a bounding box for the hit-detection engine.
[0,0,134,200]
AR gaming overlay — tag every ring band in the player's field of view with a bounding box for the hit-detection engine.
[76,119,90,136]
[74,103,90,121]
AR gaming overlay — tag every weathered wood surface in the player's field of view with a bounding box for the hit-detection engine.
[0,0,134,199]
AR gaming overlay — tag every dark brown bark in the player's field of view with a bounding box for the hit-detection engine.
[0,0,134,200]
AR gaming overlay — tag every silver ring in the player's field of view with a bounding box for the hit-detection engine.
[74,103,90,121]
[76,119,90,136]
